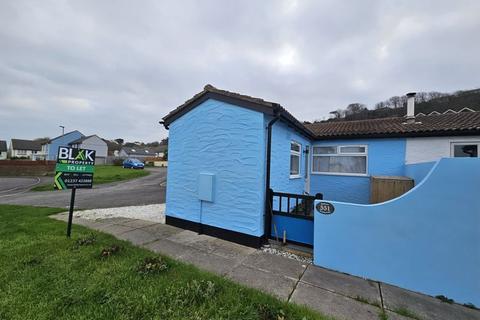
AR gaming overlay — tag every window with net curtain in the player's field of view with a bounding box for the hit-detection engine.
[312,145,367,174]
[290,141,301,177]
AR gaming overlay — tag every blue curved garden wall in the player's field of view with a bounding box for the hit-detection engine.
[314,158,480,305]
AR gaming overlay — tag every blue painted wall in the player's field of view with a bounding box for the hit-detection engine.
[269,120,310,194]
[166,99,266,237]
[313,158,480,305]
[403,161,435,185]
[272,215,313,245]
[46,131,84,160]
[268,120,314,244]
[310,138,406,204]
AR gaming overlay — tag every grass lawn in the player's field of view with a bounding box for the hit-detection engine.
[0,205,328,320]
[32,165,150,191]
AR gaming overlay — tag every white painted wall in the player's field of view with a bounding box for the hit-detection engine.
[0,151,7,160]
[77,136,108,158]
[406,135,480,164]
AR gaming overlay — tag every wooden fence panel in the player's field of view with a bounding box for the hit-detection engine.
[370,176,414,204]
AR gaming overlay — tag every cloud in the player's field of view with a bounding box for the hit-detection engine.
[0,0,479,142]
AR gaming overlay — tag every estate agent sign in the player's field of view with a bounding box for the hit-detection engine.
[55,147,96,237]
[54,147,96,190]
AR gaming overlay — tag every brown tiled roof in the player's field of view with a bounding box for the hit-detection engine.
[305,112,480,138]
[162,85,480,139]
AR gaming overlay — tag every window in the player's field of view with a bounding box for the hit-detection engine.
[290,141,301,178]
[312,145,367,175]
[17,150,27,155]
[451,142,480,158]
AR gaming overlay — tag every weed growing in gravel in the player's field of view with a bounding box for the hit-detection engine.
[136,256,168,275]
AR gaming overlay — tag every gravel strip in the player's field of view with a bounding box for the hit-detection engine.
[261,245,313,264]
[73,204,165,223]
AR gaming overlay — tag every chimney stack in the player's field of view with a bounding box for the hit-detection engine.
[405,92,416,123]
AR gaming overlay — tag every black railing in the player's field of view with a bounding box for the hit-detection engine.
[269,189,323,220]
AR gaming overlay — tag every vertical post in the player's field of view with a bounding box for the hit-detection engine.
[66,187,76,238]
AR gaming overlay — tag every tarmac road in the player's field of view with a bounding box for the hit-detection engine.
[0,167,167,209]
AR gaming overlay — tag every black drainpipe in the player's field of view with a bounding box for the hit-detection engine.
[264,104,281,241]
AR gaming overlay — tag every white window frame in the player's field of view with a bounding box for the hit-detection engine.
[290,141,302,179]
[311,145,368,176]
[450,141,480,158]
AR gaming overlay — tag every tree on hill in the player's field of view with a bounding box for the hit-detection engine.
[324,88,480,122]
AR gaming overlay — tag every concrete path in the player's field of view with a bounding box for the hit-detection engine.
[51,213,480,320]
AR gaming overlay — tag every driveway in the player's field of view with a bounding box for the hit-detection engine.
[0,167,167,209]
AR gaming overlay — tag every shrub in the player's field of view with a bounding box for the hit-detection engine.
[112,158,125,166]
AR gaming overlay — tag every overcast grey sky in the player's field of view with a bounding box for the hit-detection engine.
[1,0,479,143]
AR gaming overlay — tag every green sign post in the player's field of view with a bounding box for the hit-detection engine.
[55,147,96,237]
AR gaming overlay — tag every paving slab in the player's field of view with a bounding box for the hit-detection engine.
[209,239,256,261]
[179,249,240,276]
[143,238,194,259]
[95,217,136,225]
[93,223,137,235]
[116,228,161,245]
[140,223,182,239]
[166,229,212,245]
[227,264,297,301]
[381,283,480,320]
[241,251,307,280]
[290,281,381,320]
[301,265,381,305]
[116,219,158,229]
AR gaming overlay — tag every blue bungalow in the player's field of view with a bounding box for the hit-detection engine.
[161,85,480,247]
[41,130,84,160]
[161,85,480,305]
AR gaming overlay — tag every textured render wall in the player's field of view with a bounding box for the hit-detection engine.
[403,161,435,185]
[406,135,480,164]
[269,120,311,194]
[47,131,84,160]
[310,138,406,204]
[166,99,266,237]
[314,158,480,305]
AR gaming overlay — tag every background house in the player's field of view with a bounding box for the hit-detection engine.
[69,135,108,164]
[0,140,7,160]
[9,139,42,160]
[41,130,84,160]
[119,145,166,160]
